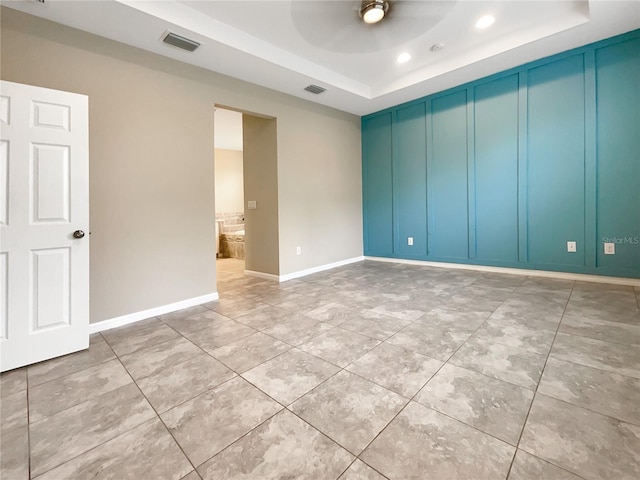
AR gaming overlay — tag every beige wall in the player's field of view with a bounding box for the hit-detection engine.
[1,7,362,323]
[243,115,280,276]
[214,149,244,215]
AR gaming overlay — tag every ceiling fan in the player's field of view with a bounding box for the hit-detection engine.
[290,0,458,54]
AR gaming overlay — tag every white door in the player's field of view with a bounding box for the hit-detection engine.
[0,81,89,372]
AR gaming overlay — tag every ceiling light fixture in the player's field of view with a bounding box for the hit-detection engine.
[476,15,495,29]
[397,52,411,64]
[360,0,390,24]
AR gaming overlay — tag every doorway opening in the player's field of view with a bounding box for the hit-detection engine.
[213,105,280,292]
[214,108,245,279]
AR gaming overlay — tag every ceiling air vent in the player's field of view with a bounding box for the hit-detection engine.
[162,32,200,52]
[304,85,326,95]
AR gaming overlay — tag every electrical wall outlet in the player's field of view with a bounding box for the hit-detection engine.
[604,242,615,255]
[296,246,301,255]
[407,237,414,246]
[567,241,577,253]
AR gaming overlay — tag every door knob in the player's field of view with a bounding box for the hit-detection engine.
[73,230,85,239]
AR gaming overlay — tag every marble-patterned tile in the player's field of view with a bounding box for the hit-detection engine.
[209,332,291,373]
[272,294,329,313]
[571,281,637,301]
[29,358,133,422]
[370,303,425,321]
[234,306,291,330]
[415,363,533,445]
[472,318,556,356]
[242,349,339,405]
[156,305,209,322]
[473,273,525,289]
[508,450,584,480]
[520,394,640,480]
[36,418,192,480]
[161,376,281,467]
[551,333,640,379]
[418,307,491,329]
[304,302,355,326]
[361,401,515,479]
[299,328,380,368]
[539,357,640,425]
[515,277,575,296]
[183,319,256,352]
[0,389,27,434]
[338,460,387,480]
[101,318,181,356]
[161,309,231,336]
[564,299,640,325]
[181,471,202,480]
[559,315,640,347]
[260,314,335,346]
[0,368,27,398]
[137,353,235,412]
[120,336,202,381]
[197,409,353,479]
[347,343,442,397]
[30,383,156,477]
[27,334,116,387]
[489,298,565,332]
[441,289,506,313]
[338,312,411,341]
[205,298,270,319]
[450,337,546,390]
[0,426,29,480]
[386,322,473,361]
[290,370,407,454]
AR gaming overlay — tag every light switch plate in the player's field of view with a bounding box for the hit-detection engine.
[604,242,615,255]
[247,200,257,210]
[408,237,414,246]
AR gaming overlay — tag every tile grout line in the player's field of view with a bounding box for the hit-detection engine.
[25,337,189,480]
[106,334,202,478]
[343,295,502,476]
[505,279,578,479]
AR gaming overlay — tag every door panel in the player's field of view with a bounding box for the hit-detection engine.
[32,101,71,131]
[0,80,89,372]
[0,140,7,225]
[1,252,7,340]
[31,143,71,223]
[31,247,71,331]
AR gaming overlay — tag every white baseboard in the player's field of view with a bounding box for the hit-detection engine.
[89,292,219,334]
[244,270,280,282]
[278,256,365,283]
[365,256,640,287]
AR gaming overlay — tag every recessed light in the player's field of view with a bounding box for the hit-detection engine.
[397,52,411,64]
[476,15,495,29]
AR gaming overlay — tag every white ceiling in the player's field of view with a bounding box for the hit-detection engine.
[5,0,640,115]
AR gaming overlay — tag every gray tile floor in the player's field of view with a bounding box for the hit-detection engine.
[2,258,640,479]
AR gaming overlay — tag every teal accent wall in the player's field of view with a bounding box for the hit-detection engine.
[362,30,640,278]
